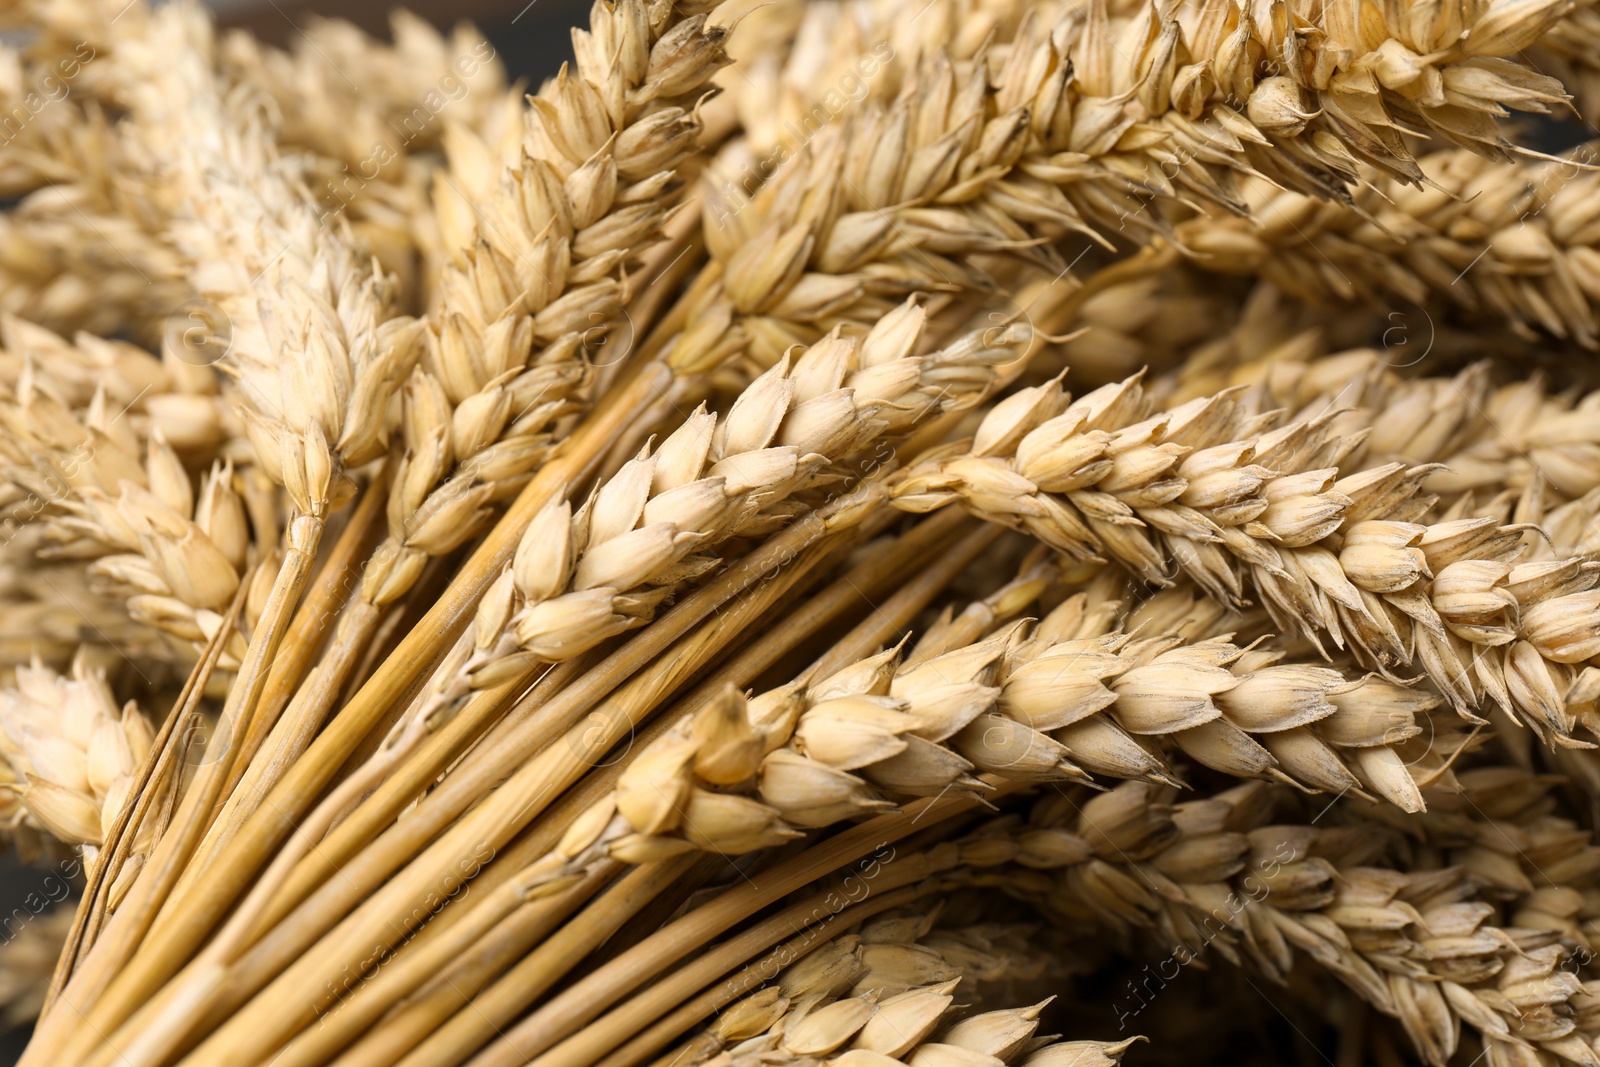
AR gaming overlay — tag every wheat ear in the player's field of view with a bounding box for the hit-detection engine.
[892,371,1600,749]
[969,775,1600,1067]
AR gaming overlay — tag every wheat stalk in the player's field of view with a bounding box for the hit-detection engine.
[258,512,975,1067]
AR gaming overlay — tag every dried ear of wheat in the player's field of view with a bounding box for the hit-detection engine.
[0,653,152,874]
[1175,148,1600,349]
[961,774,1600,1067]
[892,368,1600,750]
[15,0,1600,1065]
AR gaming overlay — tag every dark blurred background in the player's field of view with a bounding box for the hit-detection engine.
[216,0,591,86]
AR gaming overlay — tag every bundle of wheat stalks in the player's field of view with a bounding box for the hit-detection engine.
[9,0,1600,1063]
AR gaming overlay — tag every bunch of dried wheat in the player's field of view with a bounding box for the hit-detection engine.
[7,0,1600,1065]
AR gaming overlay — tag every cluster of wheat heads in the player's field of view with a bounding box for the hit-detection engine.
[8,0,1600,1064]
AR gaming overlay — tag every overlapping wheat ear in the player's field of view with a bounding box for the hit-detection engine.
[1175,147,1600,349]
[372,0,731,606]
[649,0,1582,395]
[562,0,1600,158]
[0,347,265,666]
[890,367,1600,749]
[1534,1,1600,124]
[593,916,1137,1067]
[25,297,1017,1067]
[0,22,187,344]
[650,914,1077,1067]
[965,773,1600,1067]
[1165,344,1600,523]
[219,12,512,183]
[0,536,166,685]
[572,567,1462,877]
